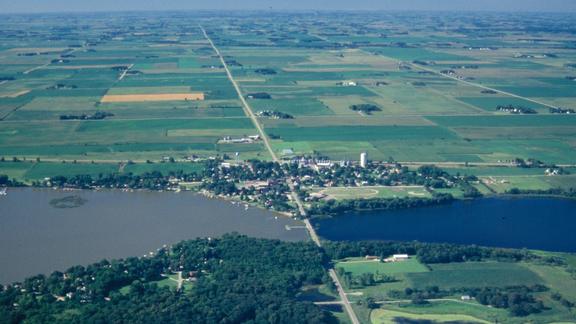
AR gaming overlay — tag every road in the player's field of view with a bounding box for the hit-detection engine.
[407,61,559,110]
[201,25,360,324]
[117,64,134,81]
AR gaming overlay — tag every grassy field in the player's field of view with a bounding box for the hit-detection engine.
[312,186,431,200]
[336,258,429,276]
[371,308,490,324]
[406,262,543,289]
[482,175,576,193]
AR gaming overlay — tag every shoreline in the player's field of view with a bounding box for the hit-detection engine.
[3,185,575,218]
[2,185,296,218]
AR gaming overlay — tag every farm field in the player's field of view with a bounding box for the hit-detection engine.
[334,256,576,324]
[1,11,575,185]
[336,257,429,276]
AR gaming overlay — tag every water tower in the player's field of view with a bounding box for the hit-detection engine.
[360,152,368,168]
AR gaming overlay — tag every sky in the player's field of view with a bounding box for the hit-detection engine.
[1,0,575,13]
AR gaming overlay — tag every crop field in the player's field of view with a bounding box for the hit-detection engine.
[0,11,575,186]
[335,258,576,324]
[336,258,429,276]
[100,93,205,102]
[406,262,543,289]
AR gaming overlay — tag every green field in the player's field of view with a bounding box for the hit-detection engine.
[2,12,576,182]
[313,186,431,200]
[336,258,429,276]
[371,308,490,324]
[406,262,543,289]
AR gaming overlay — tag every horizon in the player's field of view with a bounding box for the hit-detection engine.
[1,0,575,14]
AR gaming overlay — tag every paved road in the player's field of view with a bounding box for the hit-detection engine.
[201,25,360,324]
[407,61,558,110]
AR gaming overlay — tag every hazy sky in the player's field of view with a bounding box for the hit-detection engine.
[1,0,575,13]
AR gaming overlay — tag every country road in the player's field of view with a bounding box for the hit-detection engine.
[201,25,361,324]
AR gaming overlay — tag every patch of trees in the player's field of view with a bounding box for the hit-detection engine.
[389,286,448,302]
[412,60,434,66]
[550,107,575,114]
[246,92,272,99]
[225,59,243,67]
[0,235,336,323]
[337,268,396,289]
[349,104,381,114]
[37,170,201,191]
[496,104,537,114]
[0,174,25,187]
[111,65,129,71]
[0,76,15,81]
[257,110,294,119]
[551,292,575,309]
[474,286,547,316]
[254,68,277,75]
[47,83,77,90]
[513,158,562,170]
[59,111,114,120]
[308,194,454,216]
[388,285,548,317]
[506,187,576,198]
[322,241,557,265]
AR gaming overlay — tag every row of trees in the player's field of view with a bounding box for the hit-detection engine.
[308,193,454,216]
[507,187,576,198]
[323,240,563,265]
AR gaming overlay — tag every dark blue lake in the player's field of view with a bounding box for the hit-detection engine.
[313,198,576,252]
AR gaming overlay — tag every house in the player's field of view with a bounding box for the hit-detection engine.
[339,81,357,87]
[365,255,380,261]
[545,168,560,176]
[315,160,333,168]
[392,254,409,261]
[384,254,410,262]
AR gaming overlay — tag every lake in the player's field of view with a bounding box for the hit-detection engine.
[0,188,308,284]
[313,198,576,253]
